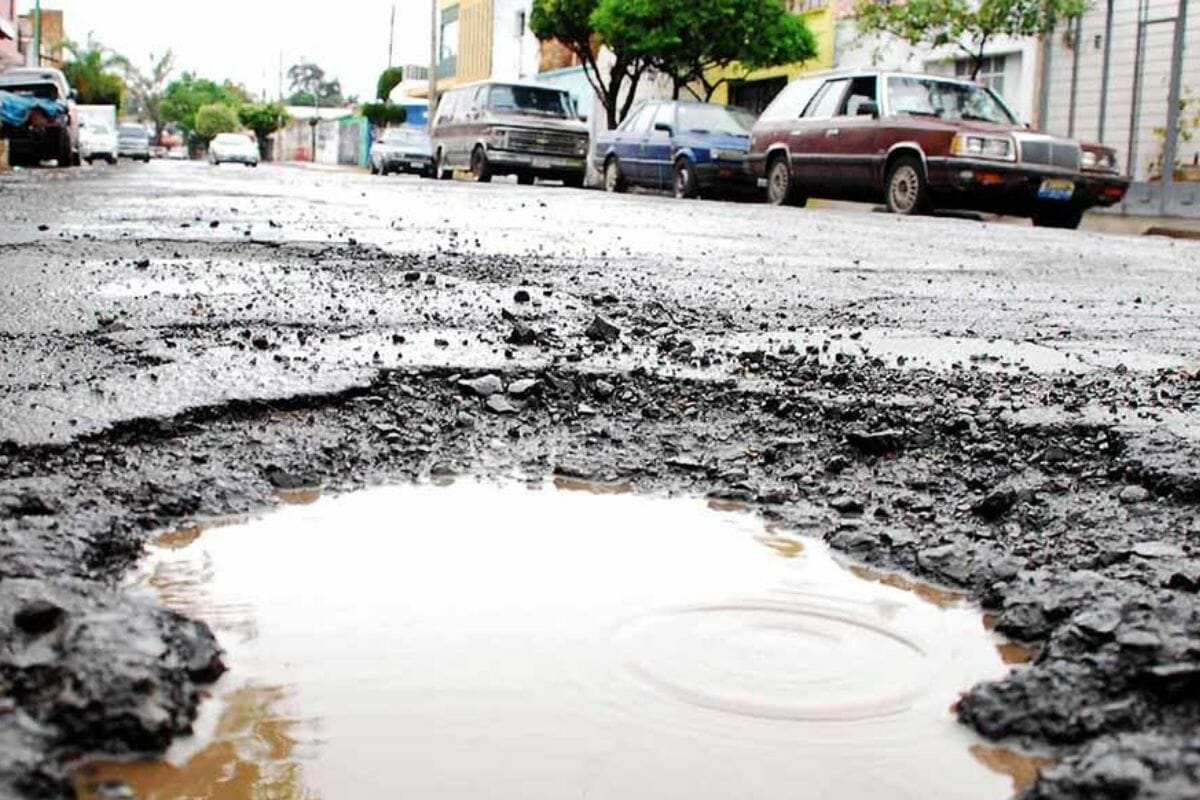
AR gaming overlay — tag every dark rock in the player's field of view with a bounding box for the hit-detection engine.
[830,496,864,515]
[513,289,531,303]
[14,601,65,635]
[251,335,271,350]
[506,319,538,346]
[824,455,850,475]
[845,428,904,455]
[972,489,1016,521]
[263,466,316,490]
[585,315,620,343]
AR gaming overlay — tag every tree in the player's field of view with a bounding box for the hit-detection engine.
[360,102,408,127]
[376,66,405,102]
[594,0,817,101]
[161,73,247,141]
[530,0,650,129]
[853,0,1089,80]
[286,61,345,106]
[62,35,126,106]
[121,51,175,139]
[238,102,288,155]
[194,103,240,143]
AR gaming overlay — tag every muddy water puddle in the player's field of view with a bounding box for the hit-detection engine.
[76,482,1040,799]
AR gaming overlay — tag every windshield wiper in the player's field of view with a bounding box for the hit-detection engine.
[897,109,941,118]
[961,112,999,123]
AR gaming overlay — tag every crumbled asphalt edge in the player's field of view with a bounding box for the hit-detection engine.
[4,273,1200,798]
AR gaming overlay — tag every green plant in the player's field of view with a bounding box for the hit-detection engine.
[62,35,126,106]
[853,0,1089,79]
[376,67,405,102]
[161,73,247,142]
[238,102,288,154]
[1150,89,1200,179]
[360,102,408,127]
[286,61,345,107]
[120,51,175,140]
[194,103,240,143]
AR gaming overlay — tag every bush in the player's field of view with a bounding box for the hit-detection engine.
[194,103,240,142]
[360,102,408,127]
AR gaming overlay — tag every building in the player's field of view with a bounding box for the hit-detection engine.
[436,0,538,88]
[17,7,63,67]
[0,0,19,67]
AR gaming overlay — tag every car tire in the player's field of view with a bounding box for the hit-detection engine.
[107,155,116,165]
[370,160,380,175]
[604,157,626,193]
[766,155,805,207]
[470,147,492,183]
[55,128,73,168]
[517,172,534,186]
[674,158,699,199]
[563,174,584,189]
[885,155,930,215]
[1032,206,1084,230]
[435,150,451,180]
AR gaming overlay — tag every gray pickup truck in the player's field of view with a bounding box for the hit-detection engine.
[0,67,79,167]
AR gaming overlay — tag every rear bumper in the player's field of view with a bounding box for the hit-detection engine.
[119,149,151,159]
[927,157,1130,212]
[382,155,433,172]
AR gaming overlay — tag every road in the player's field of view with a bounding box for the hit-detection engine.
[2,160,1200,799]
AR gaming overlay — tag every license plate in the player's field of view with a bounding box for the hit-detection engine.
[409,161,424,169]
[531,158,552,169]
[1037,178,1075,201]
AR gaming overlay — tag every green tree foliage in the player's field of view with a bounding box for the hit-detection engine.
[286,61,345,106]
[194,103,240,142]
[360,102,408,127]
[62,35,126,106]
[853,0,1089,79]
[120,51,175,139]
[161,73,247,141]
[530,0,650,129]
[238,102,288,154]
[594,0,816,101]
[376,66,405,101]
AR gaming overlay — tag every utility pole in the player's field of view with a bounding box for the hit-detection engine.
[388,4,396,67]
[428,0,438,134]
[1160,0,1189,214]
[32,0,41,67]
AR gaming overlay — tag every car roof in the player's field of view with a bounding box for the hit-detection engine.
[789,67,988,89]
[448,79,568,93]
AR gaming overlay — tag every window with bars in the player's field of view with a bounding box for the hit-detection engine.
[955,54,1007,99]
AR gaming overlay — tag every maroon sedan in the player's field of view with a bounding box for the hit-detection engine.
[747,70,1128,229]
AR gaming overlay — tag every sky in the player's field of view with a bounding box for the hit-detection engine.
[20,0,433,101]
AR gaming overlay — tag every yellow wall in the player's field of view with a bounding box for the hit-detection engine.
[437,0,493,88]
[707,7,835,106]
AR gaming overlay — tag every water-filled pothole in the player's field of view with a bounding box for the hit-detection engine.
[74,481,1043,799]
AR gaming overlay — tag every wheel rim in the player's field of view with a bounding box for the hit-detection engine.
[605,161,618,192]
[889,165,920,213]
[768,162,789,205]
[675,164,690,197]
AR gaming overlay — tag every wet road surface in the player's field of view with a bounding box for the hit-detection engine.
[2,159,1200,800]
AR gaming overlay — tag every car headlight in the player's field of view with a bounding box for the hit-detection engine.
[487,128,509,149]
[712,148,745,161]
[575,138,588,155]
[1082,150,1117,171]
[951,133,1015,161]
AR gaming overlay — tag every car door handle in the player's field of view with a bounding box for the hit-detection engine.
[789,129,803,136]
[825,128,840,137]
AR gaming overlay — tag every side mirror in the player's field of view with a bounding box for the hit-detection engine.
[68,88,78,101]
[579,113,589,123]
[856,100,879,118]
[653,122,673,135]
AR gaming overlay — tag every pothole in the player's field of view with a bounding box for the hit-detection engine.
[74,480,1045,799]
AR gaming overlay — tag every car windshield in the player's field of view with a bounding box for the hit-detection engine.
[886,76,1016,125]
[86,124,111,134]
[0,82,59,100]
[676,104,756,136]
[214,134,252,146]
[120,126,148,138]
[383,129,427,145]
[487,85,571,118]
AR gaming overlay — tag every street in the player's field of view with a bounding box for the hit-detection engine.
[3,160,1200,799]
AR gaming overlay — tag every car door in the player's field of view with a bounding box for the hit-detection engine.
[646,103,677,190]
[433,89,460,166]
[619,105,654,185]
[791,77,851,190]
[821,75,882,198]
[609,104,647,184]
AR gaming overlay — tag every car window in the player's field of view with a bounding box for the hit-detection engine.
[624,105,655,136]
[803,79,849,119]
[435,90,459,123]
[486,84,571,118]
[839,76,878,117]
[651,104,675,134]
[886,76,1017,124]
[677,104,755,135]
[759,77,823,122]
[619,105,648,133]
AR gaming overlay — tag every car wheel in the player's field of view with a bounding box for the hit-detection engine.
[370,160,379,175]
[470,147,492,183]
[85,157,93,165]
[56,128,73,168]
[435,149,452,180]
[604,157,625,193]
[674,158,699,199]
[766,155,805,207]
[563,174,584,189]
[885,155,930,215]
[517,172,534,186]
[107,155,116,165]
[1032,206,1084,230]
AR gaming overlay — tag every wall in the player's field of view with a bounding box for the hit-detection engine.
[437,0,494,87]
[0,0,18,66]
[707,5,837,107]
[491,0,539,81]
[1040,0,1198,182]
[272,115,367,165]
[17,8,63,67]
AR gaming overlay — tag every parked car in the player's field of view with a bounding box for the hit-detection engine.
[370,126,434,176]
[431,80,588,186]
[208,132,259,166]
[117,124,151,162]
[0,67,78,166]
[594,100,758,198]
[79,121,118,164]
[747,70,1129,229]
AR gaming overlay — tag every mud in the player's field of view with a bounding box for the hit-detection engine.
[2,162,1200,798]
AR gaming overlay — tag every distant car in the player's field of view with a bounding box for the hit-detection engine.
[594,101,758,198]
[370,127,434,176]
[165,147,188,160]
[0,67,78,166]
[747,70,1129,229]
[208,132,259,166]
[431,80,588,186]
[79,122,118,165]
[117,124,151,162]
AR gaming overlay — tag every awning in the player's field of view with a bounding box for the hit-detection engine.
[0,17,17,41]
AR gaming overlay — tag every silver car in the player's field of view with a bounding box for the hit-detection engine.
[117,124,151,162]
[209,132,260,166]
[370,127,434,176]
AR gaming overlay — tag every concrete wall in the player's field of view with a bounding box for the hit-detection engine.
[272,116,367,165]
[1041,0,1199,182]
[491,0,539,81]
[0,0,17,67]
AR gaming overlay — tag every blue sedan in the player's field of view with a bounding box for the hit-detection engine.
[593,101,758,198]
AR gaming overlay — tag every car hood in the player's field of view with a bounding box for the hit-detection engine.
[888,115,1026,137]
[677,130,751,150]
[485,113,587,135]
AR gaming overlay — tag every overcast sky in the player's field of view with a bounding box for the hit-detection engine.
[21,0,433,101]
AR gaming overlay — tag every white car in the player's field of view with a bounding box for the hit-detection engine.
[209,133,260,167]
[79,122,117,165]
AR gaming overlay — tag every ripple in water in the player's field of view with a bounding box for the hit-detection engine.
[74,481,1041,800]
